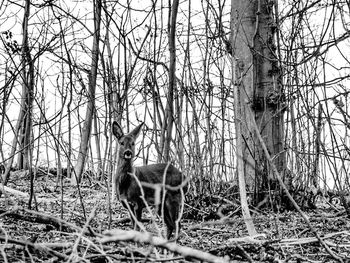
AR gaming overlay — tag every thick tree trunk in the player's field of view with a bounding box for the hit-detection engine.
[73,0,102,184]
[231,0,286,205]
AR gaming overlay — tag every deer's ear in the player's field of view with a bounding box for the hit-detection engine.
[112,121,124,140]
[130,122,144,138]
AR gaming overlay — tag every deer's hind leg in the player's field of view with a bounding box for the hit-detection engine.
[163,192,182,239]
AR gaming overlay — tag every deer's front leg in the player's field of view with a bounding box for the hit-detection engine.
[128,201,143,231]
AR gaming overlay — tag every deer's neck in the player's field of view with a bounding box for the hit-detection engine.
[117,159,134,190]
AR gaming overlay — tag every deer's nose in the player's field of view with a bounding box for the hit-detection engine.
[123,149,133,159]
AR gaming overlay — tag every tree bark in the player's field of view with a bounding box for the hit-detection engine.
[231,0,286,205]
[73,0,102,184]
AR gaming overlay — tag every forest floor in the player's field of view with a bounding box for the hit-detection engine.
[0,170,350,263]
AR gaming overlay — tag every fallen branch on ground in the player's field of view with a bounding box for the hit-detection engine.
[0,207,91,234]
[100,229,230,263]
[0,236,70,261]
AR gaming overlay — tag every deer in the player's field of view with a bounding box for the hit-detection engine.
[112,121,187,239]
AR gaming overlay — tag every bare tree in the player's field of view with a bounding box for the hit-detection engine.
[73,0,102,184]
[231,0,286,205]
[160,0,180,162]
[1,0,349,224]
[2,0,34,184]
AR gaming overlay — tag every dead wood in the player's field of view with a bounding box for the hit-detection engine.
[279,231,350,247]
[0,236,70,261]
[0,207,90,234]
[100,229,231,263]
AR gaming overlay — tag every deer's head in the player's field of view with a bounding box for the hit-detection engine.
[112,121,144,160]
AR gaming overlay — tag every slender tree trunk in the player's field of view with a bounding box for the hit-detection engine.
[231,0,286,205]
[312,104,322,188]
[0,71,9,164]
[231,51,257,236]
[162,0,179,162]
[19,0,34,170]
[3,0,34,184]
[93,110,103,176]
[73,0,102,184]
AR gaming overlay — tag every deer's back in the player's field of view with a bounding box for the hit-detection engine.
[135,163,185,187]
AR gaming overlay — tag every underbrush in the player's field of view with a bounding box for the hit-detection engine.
[0,170,349,262]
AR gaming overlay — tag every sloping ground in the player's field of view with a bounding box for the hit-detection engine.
[0,171,349,262]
